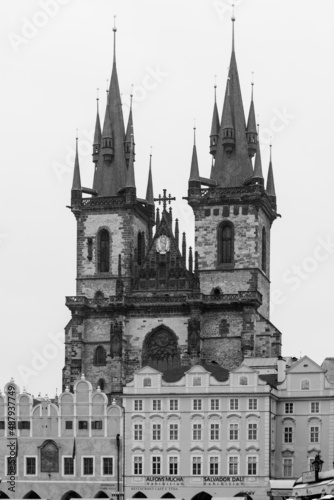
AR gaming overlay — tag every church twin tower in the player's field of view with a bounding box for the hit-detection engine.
[63,20,281,395]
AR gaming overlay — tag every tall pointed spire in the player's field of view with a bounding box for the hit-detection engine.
[211,13,253,187]
[266,144,276,198]
[146,151,154,205]
[125,87,135,166]
[72,136,81,190]
[210,78,220,157]
[92,90,102,164]
[189,126,200,181]
[93,17,127,196]
[246,80,257,158]
[71,135,82,207]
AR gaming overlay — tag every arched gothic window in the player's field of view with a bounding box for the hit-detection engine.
[99,229,110,273]
[218,222,234,264]
[262,227,267,273]
[94,346,106,366]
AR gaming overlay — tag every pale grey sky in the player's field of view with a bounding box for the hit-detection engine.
[1,0,334,396]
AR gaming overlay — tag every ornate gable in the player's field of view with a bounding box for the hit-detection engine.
[132,206,196,292]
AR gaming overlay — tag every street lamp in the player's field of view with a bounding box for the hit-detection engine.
[311,453,324,482]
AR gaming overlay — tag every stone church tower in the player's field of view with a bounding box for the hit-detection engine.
[63,20,281,397]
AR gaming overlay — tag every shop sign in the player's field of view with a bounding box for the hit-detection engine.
[145,476,184,486]
[302,471,316,483]
[203,476,245,486]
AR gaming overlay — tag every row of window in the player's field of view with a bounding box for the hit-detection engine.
[134,397,259,412]
[133,422,259,441]
[7,456,113,477]
[0,420,103,431]
[132,455,258,476]
[284,401,319,413]
[283,425,320,443]
[132,399,320,413]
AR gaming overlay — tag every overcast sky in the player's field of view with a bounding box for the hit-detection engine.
[1,0,334,397]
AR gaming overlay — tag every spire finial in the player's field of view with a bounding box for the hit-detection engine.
[251,71,254,100]
[130,84,133,110]
[214,75,217,102]
[231,4,236,51]
[113,15,117,62]
[106,79,109,98]
[193,119,196,146]
[96,88,99,112]
[150,145,153,158]
[270,143,272,163]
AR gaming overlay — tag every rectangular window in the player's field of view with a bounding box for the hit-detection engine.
[284,427,293,443]
[229,423,239,440]
[283,458,293,477]
[152,456,161,475]
[229,456,239,475]
[230,399,239,411]
[26,457,36,475]
[311,402,320,414]
[248,423,258,440]
[310,426,319,443]
[193,423,202,441]
[169,399,179,411]
[193,376,202,386]
[210,423,220,441]
[169,456,178,475]
[65,421,73,430]
[83,457,94,476]
[78,421,88,430]
[102,457,113,476]
[152,424,161,441]
[248,398,258,410]
[209,457,219,475]
[20,421,30,430]
[152,400,162,411]
[64,457,74,475]
[134,456,143,475]
[192,457,201,475]
[211,399,219,411]
[285,403,294,414]
[134,424,143,441]
[247,456,257,475]
[169,423,179,441]
[134,400,143,411]
[193,399,202,411]
[0,420,5,430]
[91,420,103,430]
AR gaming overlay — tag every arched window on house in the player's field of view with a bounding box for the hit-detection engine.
[99,229,110,273]
[262,227,267,273]
[218,222,234,264]
[94,346,107,366]
[143,377,151,387]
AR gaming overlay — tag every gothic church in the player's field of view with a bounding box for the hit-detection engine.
[63,19,281,397]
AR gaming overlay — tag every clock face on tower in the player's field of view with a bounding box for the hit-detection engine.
[156,235,170,254]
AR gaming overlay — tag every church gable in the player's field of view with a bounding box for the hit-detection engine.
[132,205,196,292]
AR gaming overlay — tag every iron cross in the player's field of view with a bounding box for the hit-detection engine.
[154,189,176,211]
